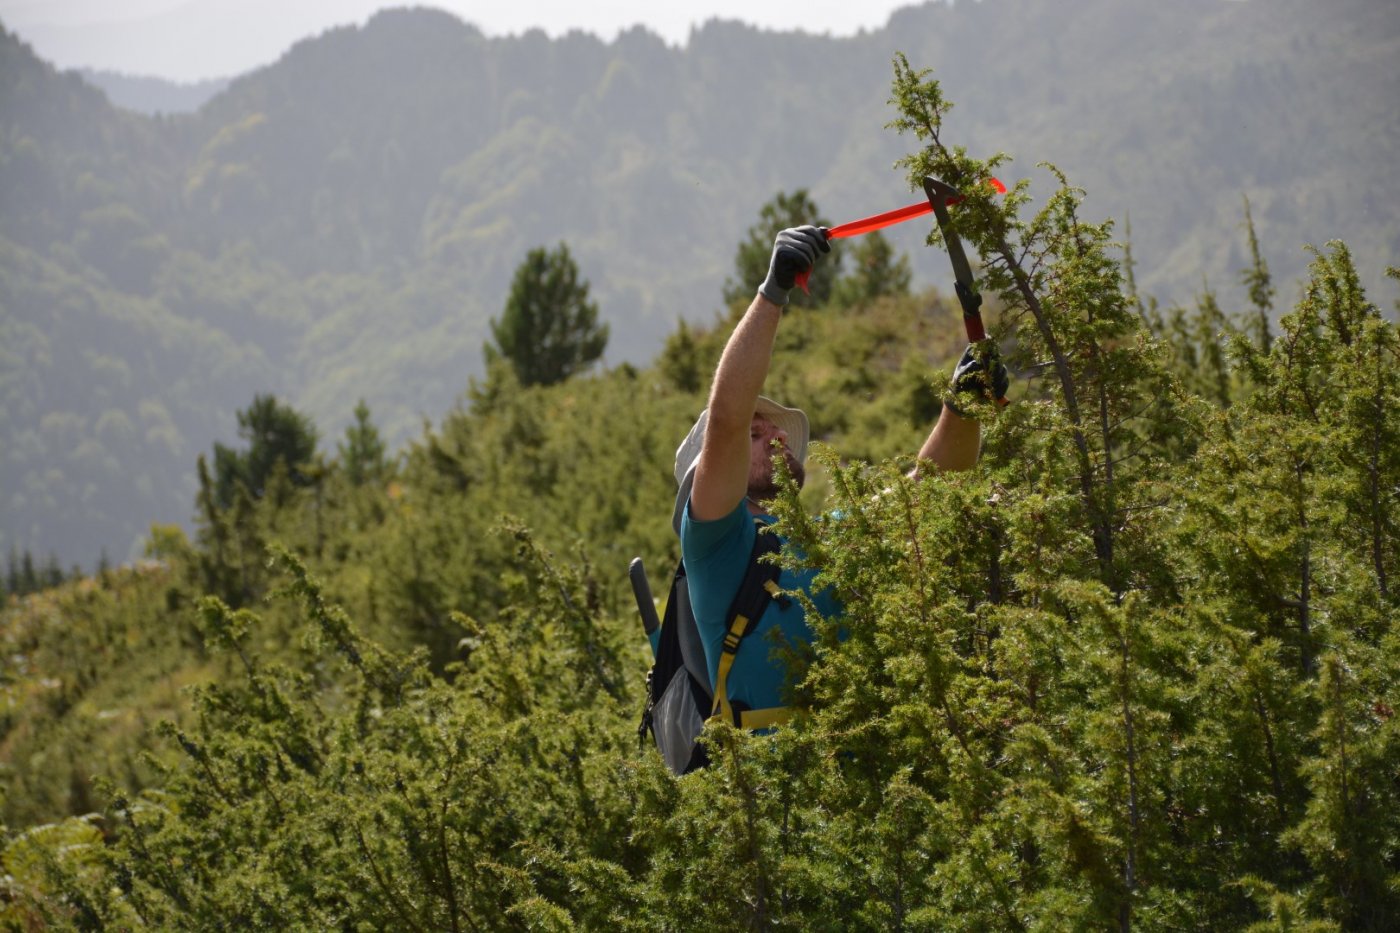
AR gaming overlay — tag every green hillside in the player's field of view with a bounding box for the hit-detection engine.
[2,0,1397,575]
[1,50,1398,925]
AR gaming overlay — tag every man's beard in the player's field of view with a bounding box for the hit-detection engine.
[747,451,806,504]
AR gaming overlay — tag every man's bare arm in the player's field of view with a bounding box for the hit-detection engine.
[909,343,1008,477]
[689,226,829,523]
[910,404,981,477]
[690,294,783,521]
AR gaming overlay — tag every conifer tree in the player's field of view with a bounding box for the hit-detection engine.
[1191,283,1235,407]
[337,399,388,486]
[41,554,63,589]
[1121,212,1163,335]
[194,453,237,603]
[4,545,18,597]
[658,318,705,394]
[1240,195,1276,353]
[212,394,319,508]
[1174,242,1398,925]
[831,230,912,309]
[1210,243,1398,654]
[484,243,608,387]
[886,53,1180,596]
[20,550,37,595]
[1301,245,1399,604]
[1285,654,1400,928]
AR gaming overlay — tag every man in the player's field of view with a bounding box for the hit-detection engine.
[674,225,1006,727]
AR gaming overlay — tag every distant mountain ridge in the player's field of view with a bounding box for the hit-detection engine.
[1,0,1396,568]
[79,69,229,114]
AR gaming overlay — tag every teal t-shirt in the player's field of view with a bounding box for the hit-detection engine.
[680,500,841,714]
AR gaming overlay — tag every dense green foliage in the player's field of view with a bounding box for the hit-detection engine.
[5,53,1399,929]
[2,0,1396,571]
[486,244,610,386]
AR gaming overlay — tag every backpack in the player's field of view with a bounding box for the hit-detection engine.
[634,517,789,775]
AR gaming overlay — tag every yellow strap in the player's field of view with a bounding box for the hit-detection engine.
[712,612,750,726]
[713,612,790,731]
[711,579,793,732]
[739,706,791,730]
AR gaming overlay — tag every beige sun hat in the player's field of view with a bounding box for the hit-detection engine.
[672,395,809,534]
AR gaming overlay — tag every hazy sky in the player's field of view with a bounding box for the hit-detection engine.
[0,0,925,82]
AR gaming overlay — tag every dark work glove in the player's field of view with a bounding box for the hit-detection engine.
[945,343,1010,417]
[758,225,830,306]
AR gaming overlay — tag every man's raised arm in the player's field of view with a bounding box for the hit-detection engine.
[910,343,1010,477]
[689,226,829,522]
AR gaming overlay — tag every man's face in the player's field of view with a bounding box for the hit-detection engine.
[747,414,805,503]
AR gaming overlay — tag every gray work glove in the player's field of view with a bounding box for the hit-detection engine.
[758,225,830,306]
[945,343,1010,417]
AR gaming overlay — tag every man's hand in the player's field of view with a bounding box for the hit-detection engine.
[945,342,1010,417]
[758,226,830,306]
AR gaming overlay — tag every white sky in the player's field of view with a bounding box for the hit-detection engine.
[0,0,926,82]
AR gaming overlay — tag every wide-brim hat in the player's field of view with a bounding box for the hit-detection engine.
[672,395,809,534]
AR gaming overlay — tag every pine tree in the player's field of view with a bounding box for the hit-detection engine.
[484,243,609,387]
[337,399,388,487]
[1121,212,1163,335]
[20,550,37,595]
[194,453,240,605]
[831,230,912,309]
[1240,195,1275,354]
[1191,283,1235,408]
[1284,655,1400,928]
[1307,245,1399,605]
[658,318,705,394]
[4,545,18,597]
[212,394,319,508]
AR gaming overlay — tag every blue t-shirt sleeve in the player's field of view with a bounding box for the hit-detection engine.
[679,499,754,685]
[680,497,751,561]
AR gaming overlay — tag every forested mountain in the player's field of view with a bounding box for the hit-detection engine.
[1,0,1396,569]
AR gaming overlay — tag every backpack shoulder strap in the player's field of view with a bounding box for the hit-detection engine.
[668,561,711,701]
[711,517,785,728]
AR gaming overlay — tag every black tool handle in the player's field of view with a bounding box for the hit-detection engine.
[924,176,989,344]
[954,281,987,342]
[629,557,661,637]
